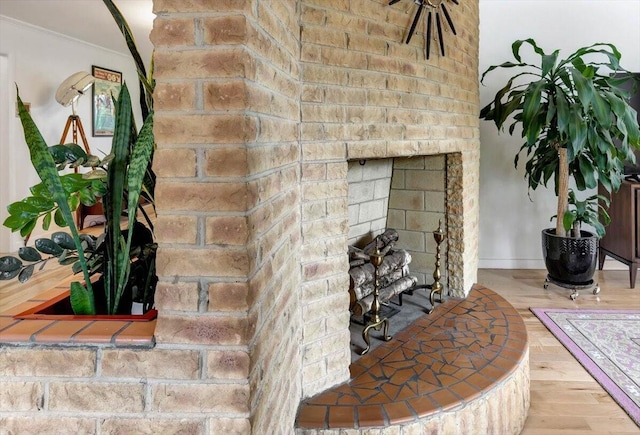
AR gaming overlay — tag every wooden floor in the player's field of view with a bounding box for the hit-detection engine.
[2,267,639,433]
[479,268,640,435]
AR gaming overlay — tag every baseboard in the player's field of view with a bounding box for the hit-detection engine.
[478,257,627,270]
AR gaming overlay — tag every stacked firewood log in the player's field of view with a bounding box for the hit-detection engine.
[348,229,418,317]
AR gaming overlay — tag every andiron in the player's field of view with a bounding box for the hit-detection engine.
[360,247,392,355]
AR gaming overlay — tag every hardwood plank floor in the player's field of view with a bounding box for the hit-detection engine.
[479,268,640,435]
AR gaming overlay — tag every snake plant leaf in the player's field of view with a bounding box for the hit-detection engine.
[18,264,35,283]
[52,232,76,250]
[34,238,63,256]
[18,247,41,262]
[69,281,96,315]
[0,256,22,272]
[102,0,152,118]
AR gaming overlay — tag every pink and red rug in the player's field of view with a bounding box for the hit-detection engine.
[531,308,640,427]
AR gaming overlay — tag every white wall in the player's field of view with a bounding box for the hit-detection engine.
[0,16,141,252]
[479,0,640,269]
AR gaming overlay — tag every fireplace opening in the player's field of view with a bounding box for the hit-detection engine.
[347,155,448,290]
[346,155,454,357]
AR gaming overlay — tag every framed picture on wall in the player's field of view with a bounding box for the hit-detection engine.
[91,66,122,137]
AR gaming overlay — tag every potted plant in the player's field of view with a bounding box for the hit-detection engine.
[480,39,640,291]
[0,0,156,317]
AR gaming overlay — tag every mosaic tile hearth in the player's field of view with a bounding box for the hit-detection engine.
[296,285,528,429]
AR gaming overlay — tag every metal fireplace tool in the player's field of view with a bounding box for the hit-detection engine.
[359,221,447,354]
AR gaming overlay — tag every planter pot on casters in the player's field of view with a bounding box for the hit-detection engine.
[541,228,600,300]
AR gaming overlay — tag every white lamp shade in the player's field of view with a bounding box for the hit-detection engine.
[55,71,95,107]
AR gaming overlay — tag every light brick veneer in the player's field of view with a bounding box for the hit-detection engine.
[0,1,480,433]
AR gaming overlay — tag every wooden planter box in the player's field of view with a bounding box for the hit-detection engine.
[13,290,157,322]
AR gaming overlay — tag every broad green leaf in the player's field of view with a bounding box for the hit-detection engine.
[571,68,594,111]
[24,196,55,212]
[34,238,63,256]
[18,264,34,283]
[59,256,79,266]
[82,168,108,180]
[54,208,66,227]
[42,211,52,231]
[49,143,88,165]
[2,214,23,231]
[0,269,21,280]
[541,50,558,77]
[0,256,22,272]
[18,247,41,262]
[6,202,40,220]
[52,232,75,250]
[19,219,37,238]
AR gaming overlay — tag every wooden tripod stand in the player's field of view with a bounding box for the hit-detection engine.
[59,114,101,229]
[59,114,91,154]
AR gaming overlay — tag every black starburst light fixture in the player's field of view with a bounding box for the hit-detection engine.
[389,0,459,59]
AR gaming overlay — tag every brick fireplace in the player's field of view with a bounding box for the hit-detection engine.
[0,1,481,434]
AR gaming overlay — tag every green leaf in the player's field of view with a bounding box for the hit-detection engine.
[59,256,79,266]
[24,196,55,212]
[15,90,91,300]
[82,168,108,180]
[0,256,22,272]
[522,81,545,144]
[18,264,35,283]
[18,247,41,262]
[541,50,558,77]
[54,208,66,227]
[78,188,97,206]
[48,143,88,165]
[34,238,63,256]
[52,232,76,250]
[0,269,21,280]
[3,214,25,231]
[571,68,594,111]
[102,0,152,118]
[6,201,40,220]
[69,281,96,315]
[19,219,37,238]
[42,211,52,231]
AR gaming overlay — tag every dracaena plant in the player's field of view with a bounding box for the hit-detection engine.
[480,39,640,238]
[0,0,156,315]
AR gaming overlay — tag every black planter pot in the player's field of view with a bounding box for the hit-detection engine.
[541,229,598,285]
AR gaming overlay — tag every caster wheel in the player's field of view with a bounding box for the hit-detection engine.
[570,292,578,300]
[593,286,600,295]
[543,280,549,289]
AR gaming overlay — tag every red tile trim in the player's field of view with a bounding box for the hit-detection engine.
[295,284,529,429]
[0,287,155,348]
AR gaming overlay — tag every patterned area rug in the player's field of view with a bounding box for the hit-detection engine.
[531,308,640,427]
